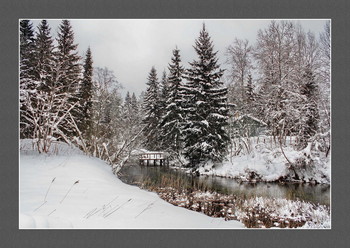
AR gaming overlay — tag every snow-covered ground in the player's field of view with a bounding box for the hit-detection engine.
[19,140,245,229]
[196,138,330,184]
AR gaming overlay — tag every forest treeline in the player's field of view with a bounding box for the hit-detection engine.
[20,20,330,175]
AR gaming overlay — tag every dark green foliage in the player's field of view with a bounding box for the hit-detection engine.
[159,48,185,154]
[55,20,82,137]
[122,91,132,125]
[78,47,94,139]
[131,92,138,113]
[34,20,55,88]
[160,70,169,107]
[55,20,81,92]
[181,24,229,166]
[20,20,37,138]
[142,67,162,150]
[299,67,319,148]
[244,75,254,107]
[20,20,36,83]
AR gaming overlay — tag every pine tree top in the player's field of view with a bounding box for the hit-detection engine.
[57,20,79,58]
[190,24,220,70]
[186,24,225,90]
[20,20,35,42]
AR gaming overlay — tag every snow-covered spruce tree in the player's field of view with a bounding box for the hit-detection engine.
[159,47,185,155]
[123,91,142,128]
[142,67,162,151]
[33,20,55,91]
[157,70,170,148]
[121,91,143,148]
[20,20,83,153]
[299,66,319,149]
[20,20,36,83]
[125,91,132,106]
[55,20,82,138]
[244,74,255,110]
[159,70,169,116]
[123,91,132,120]
[78,47,94,142]
[131,92,139,115]
[20,20,37,138]
[121,91,132,135]
[181,24,229,167]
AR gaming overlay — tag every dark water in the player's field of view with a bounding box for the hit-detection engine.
[118,164,330,206]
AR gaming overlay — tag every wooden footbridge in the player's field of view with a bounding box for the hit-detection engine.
[138,151,169,166]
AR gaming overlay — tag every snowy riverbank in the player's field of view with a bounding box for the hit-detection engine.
[19,140,244,229]
[194,138,331,184]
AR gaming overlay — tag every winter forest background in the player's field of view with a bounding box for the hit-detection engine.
[20,19,330,184]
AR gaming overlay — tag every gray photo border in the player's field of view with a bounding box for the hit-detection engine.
[2,0,349,247]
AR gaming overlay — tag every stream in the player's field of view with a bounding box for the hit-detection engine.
[118,163,330,206]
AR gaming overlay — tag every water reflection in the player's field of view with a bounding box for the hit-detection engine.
[119,164,330,206]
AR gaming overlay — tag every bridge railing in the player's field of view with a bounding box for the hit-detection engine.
[138,152,168,166]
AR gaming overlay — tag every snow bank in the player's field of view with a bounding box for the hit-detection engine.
[19,140,244,229]
[196,138,330,184]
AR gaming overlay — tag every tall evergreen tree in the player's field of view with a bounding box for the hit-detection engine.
[34,20,55,91]
[142,67,161,150]
[20,20,36,138]
[131,92,138,114]
[181,24,229,167]
[55,20,81,92]
[55,20,82,137]
[244,74,256,115]
[159,70,169,108]
[122,91,132,127]
[79,47,94,139]
[299,66,319,149]
[157,70,169,147]
[20,20,36,84]
[160,47,185,154]
[20,20,84,151]
[125,91,132,110]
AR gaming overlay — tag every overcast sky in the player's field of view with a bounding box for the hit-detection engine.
[30,19,328,97]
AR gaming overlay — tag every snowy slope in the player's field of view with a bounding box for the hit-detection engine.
[19,140,245,229]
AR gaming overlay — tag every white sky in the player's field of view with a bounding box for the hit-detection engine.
[30,19,328,97]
